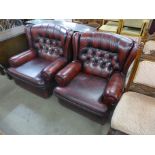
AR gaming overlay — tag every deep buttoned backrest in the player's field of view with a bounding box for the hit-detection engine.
[25,24,73,62]
[73,32,137,79]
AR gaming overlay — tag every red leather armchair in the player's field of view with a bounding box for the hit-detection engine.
[8,24,73,98]
[54,32,138,117]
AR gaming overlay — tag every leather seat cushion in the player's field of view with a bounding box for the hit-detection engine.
[8,58,51,86]
[111,92,155,135]
[54,73,108,116]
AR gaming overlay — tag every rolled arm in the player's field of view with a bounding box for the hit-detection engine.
[103,72,125,106]
[9,49,37,67]
[55,60,82,87]
[41,58,67,82]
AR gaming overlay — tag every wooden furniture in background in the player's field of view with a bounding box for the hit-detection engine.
[0,26,28,75]
[110,45,155,135]
[125,40,144,91]
[141,40,155,61]
[72,19,103,28]
[120,19,149,37]
[128,39,155,94]
[98,19,122,34]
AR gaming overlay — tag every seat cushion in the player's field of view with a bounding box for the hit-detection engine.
[8,58,51,86]
[143,40,155,55]
[111,92,155,135]
[121,27,141,36]
[54,73,108,116]
[99,25,118,33]
[133,61,155,88]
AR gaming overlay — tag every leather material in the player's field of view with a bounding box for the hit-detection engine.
[8,58,51,86]
[8,24,73,97]
[74,32,135,79]
[41,57,67,82]
[54,73,108,116]
[25,25,33,48]
[9,49,37,67]
[103,72,125,106]
[14,79,54,98]
[55,60,81,86]
[54,32,138,116]
[79,47,120,78]
[31,24,73,62]
[123,43,139,74]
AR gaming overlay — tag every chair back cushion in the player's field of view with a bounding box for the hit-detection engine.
[25,24,72,62]
[73,32,136,79]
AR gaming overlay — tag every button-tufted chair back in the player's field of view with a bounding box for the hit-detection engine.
[25,24,73,62]
[72,32,137,79]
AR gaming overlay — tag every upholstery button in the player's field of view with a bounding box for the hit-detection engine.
[106,62,112,67]
[54,48,58,54]
[96,50,101,56]
[103,58,108,63]
[94,56,98,60]
[51,48,55,52]
[52,41,56,46]
[98,59,103,64]
[80,53,87,60]
[39,38,44,43]
[113,55,118,61]
[91,57,95,62]
[46,39,50,44]
[100,62,106,68]
[42,45,46,50]
[104,53,110,58]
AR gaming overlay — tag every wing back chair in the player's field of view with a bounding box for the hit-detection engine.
[54,32,138,117]
[7,24,73,98]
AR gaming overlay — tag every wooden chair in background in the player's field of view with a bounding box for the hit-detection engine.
[98,19,122,34]
[120,19,149,37]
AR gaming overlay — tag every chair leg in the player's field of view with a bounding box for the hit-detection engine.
[0,65,5,75]
[6,72,12,79]
[0,64,13,79]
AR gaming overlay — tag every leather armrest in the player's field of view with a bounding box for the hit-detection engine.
[55,60,82,87]
[103,72,125,106]
[9,49,37,67]
[41,58,67,82]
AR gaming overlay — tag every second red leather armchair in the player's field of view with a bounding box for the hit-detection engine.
[54,32,138,117]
